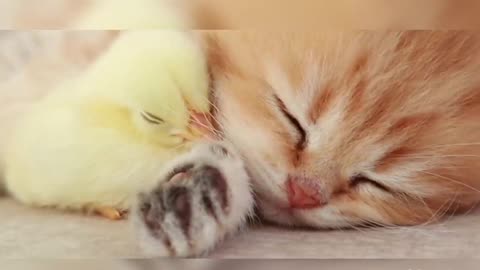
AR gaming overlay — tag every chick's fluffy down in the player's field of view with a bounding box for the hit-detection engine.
[3,30,210,211]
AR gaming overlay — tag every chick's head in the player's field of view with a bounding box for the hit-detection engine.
[82,31,211,147]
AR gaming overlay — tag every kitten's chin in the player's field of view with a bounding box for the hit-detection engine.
[256,198,302,227]
[256,196,369,229]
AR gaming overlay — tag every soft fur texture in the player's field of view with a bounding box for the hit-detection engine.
[121,31,480,257]
[3,31,211,213]
[0,31,116,174]
[2,7,480,256]
[204,31,480,229]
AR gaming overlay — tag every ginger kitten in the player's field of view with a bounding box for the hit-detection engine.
[135,31,480,256]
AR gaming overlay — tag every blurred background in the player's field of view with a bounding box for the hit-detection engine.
[1,0,480,29]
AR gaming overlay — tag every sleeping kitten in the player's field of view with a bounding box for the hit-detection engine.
[134,31,480,256]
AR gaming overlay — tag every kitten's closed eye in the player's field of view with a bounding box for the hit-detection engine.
[273,95,307,150]
[349,175,391,193]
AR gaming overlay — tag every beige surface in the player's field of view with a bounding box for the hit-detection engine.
[1,198,479,258]
[4,261,480,270]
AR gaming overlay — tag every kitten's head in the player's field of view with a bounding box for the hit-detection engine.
[206,31,480,228]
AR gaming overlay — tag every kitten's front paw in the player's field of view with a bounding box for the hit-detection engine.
[132,142,253,257]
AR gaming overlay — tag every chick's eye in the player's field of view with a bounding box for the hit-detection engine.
[141,111,165,125]
[350,174,391,193]
[273,95,307,150]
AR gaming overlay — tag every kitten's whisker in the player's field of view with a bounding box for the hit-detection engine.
[419,171,480,194]
[444,195,462,223]
[209,115,227,137]
[387,154,480,159]
[419,192,457,227]
[190,114,221,138]
[206,108,227,135]
[148,103,222,138]
[353,217,390,230]
[427,142,480,148]
[460,200,480,217]
[343,221,369,234]
[198,90,227,133]
[428,195,461,232]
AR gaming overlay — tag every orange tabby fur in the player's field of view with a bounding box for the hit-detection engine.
[204,31,480,227]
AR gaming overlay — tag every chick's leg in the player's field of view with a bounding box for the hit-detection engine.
[92,206,127,220]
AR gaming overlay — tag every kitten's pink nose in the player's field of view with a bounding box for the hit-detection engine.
[286,177,323,209]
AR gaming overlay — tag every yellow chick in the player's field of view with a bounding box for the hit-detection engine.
[3,30,211,220]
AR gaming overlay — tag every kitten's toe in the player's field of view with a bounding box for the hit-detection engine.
[132,142,254,257]
[135,191,175,256]
[195,165,229,218]
[133,165,225,257]
[165,186,192,236]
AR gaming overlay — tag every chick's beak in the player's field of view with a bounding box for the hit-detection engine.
[170,109,215,142]
[176,127,203,142]
[171,111,208,142]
